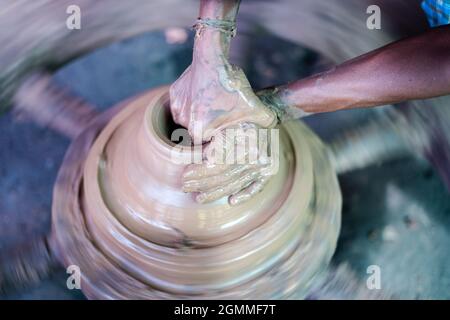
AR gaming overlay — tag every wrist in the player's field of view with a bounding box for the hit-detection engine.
[193,28,232,59]
[258,86,311,123]
[193,1,239,64]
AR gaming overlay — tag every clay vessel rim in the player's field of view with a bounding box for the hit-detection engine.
[144,91,199,156]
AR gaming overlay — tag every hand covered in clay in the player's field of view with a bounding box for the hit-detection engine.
[169,35,277,143]
[182,123,278,206]
[170,17,282,205]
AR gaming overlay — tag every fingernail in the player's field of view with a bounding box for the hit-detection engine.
[196,193,206,204]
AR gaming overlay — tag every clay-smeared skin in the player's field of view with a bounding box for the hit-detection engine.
[182,123,278,205]
[170,0,276,141]
[51,86,341,299]
[170,51,276,140]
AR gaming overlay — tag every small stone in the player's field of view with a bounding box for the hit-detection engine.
[382,225,399,242]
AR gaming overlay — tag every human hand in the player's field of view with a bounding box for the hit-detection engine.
[182,122,279,206]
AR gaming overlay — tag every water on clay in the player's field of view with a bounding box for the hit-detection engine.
[1,0,449,299]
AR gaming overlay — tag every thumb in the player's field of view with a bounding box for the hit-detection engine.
[202,107,276,142]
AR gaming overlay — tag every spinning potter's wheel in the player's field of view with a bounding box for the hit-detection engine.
[2,0,448,299]
[50,86,341,299]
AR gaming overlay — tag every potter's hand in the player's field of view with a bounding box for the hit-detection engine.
[170,55,277,142]
[182,123,278,206]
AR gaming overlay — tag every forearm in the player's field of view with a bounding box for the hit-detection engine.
[277,25,450,114]
[194,0,240,61]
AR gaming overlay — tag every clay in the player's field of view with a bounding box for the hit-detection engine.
[51,86,341,299]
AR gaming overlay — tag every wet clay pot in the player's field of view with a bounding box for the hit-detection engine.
[50,86,341,299]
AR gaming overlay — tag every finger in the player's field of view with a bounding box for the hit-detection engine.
[203,109,276,141]
[182,163,230,180]
[195,169,261,204]
[182,164,254,193]
[239,86,278,126]
[237,109,277,129]
[228,176,270,206]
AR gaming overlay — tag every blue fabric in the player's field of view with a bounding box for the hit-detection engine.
[422,0,450,27]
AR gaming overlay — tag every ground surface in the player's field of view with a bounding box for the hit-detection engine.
[1,30,449,299]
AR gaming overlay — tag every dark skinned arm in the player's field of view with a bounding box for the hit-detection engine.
[272,25,450,115]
